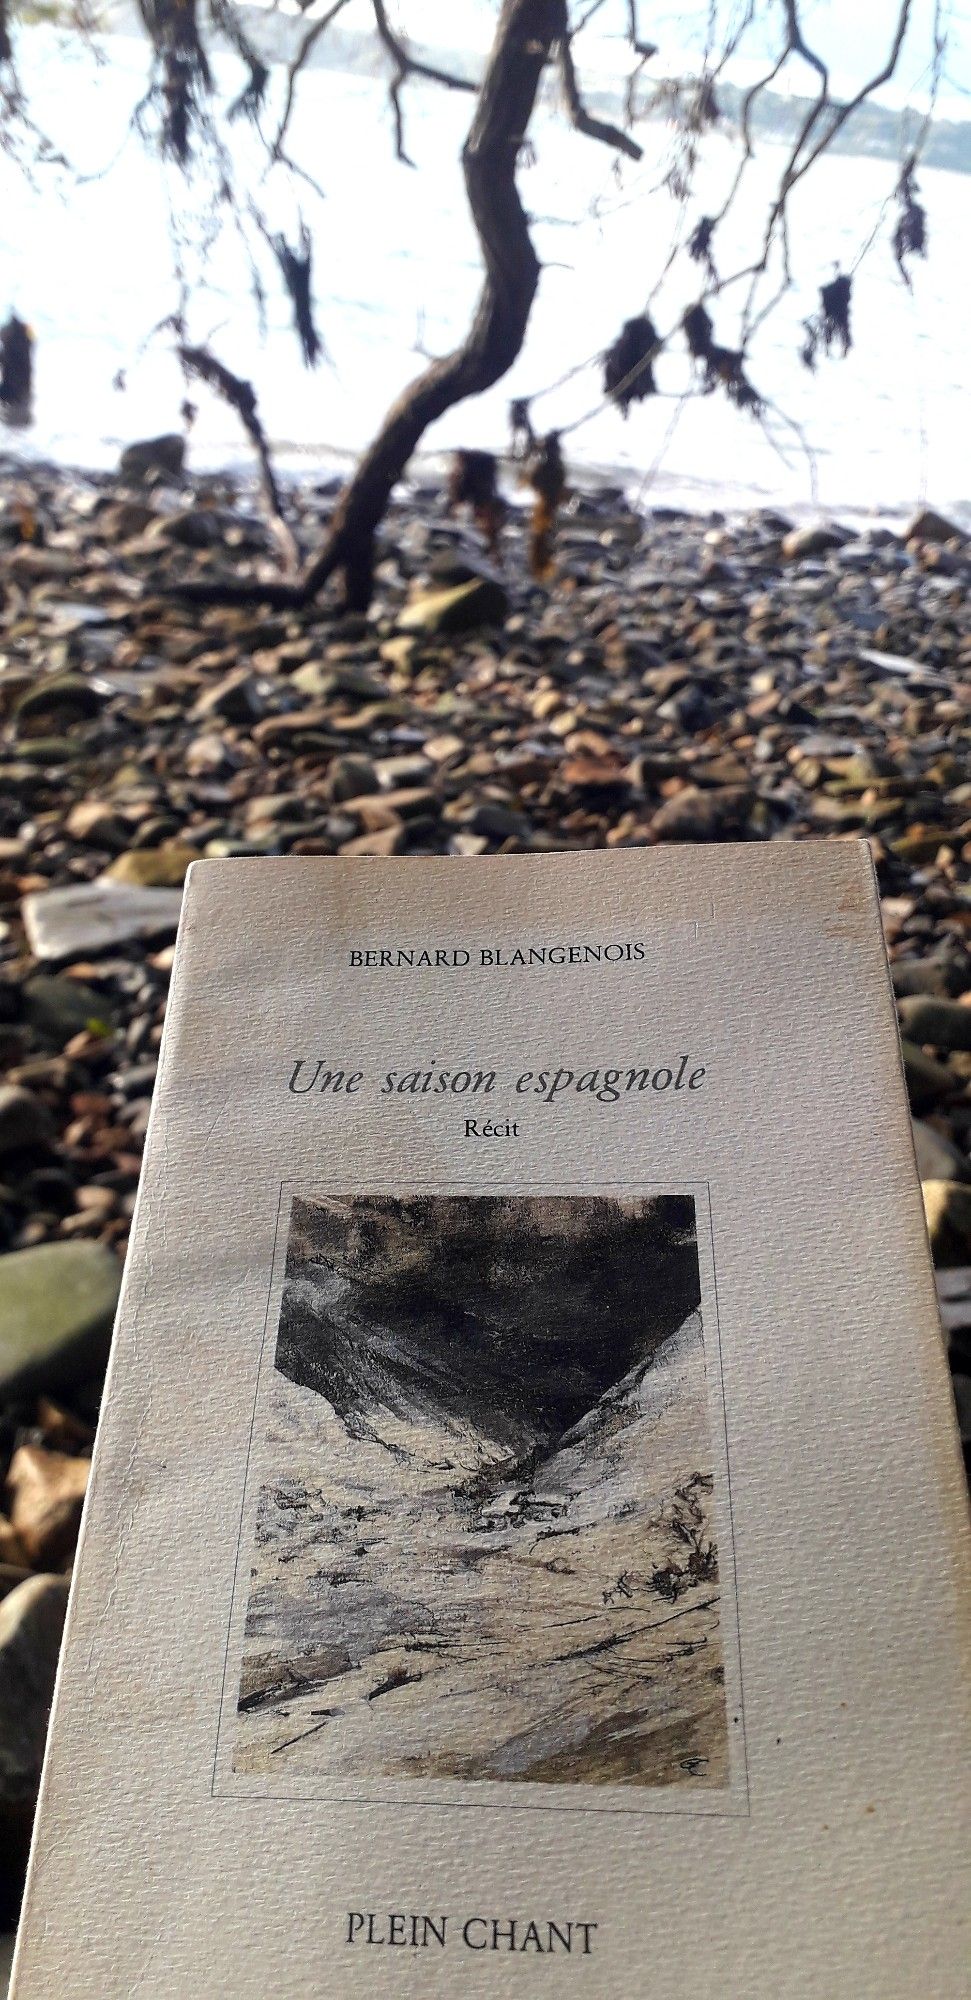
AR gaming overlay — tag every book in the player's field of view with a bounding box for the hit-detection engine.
[11,844,970,1997]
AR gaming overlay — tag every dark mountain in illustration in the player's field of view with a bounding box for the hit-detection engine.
[277,1194,700,1454]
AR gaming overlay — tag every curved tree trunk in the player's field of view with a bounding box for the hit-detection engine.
[301,0,559,612]
[303,0,559,612]
[305,0,563,609]
[183,0,563,613]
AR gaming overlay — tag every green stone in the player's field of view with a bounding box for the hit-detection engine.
[0,1240,121,1399]
[105,845,197,888]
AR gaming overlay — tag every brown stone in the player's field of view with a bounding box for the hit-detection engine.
[5,1447,90,1569]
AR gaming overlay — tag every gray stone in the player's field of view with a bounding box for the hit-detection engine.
[21,974,112,1042]
[898,996,971,1054]
[0,1575,69,1806]
[905,506,963,545]
[0,1087,55,1160]
[901,1040,957,1113]
[325,757,381,803]
[119,433,185,483]
[0,1239,120,1399]
[912,1120,970,1184]
[781,523,848,560]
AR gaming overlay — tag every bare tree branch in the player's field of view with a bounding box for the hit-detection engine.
[371,0,477,165]
[178,342,300,571]
[626,0,657,60]
[558,20,643,160]
[270,0,351,163]
[371,0,478,92]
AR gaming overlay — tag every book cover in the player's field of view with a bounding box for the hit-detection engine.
[10,845,970,1996]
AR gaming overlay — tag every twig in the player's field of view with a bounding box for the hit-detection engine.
[177,341,300,572]
[558,18,643,160]
[270,0,351,163]
[371,0,476,163]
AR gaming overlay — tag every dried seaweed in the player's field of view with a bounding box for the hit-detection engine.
[821,273,852,353]
[526,431,565,582]
[446,449,504,556]
[893,156,927,289]
[683,304,762,413]
[0,312,33,421]
[603,315,658,416]
[270,223,322,367]
[801,271,852,370]
[683,301,713,361]
[136,0,212,165]
[509,397,536,461]
[687,215,717,281]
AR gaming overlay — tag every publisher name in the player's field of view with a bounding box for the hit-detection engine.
[349,942,645,969]
[346,1912,597,1956]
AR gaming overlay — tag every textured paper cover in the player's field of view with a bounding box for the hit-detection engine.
[11,844,971,1997]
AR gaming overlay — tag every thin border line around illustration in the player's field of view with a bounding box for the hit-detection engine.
[210,1177,750,1820]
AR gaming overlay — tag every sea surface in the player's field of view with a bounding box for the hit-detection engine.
[2,27,969,522]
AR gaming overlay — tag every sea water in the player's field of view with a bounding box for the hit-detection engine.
[1,25,968,521]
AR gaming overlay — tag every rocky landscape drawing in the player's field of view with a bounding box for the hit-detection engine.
[232,1193,731,1789]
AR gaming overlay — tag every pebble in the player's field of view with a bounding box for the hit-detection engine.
[0,1573,70,1805]
[5,1445,89,1569]
[0,1240,120,1398]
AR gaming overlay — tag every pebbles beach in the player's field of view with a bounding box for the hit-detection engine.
[0,445,969,1910]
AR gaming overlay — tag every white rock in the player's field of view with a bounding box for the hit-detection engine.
[22,880,184,961]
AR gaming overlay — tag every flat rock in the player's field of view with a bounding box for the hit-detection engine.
[0,1239,120,1399]
[397,576,509,635]
[0,1574,70,1806]
[104,845,198,889]
[22,880,185,959]
[905,506,963,545]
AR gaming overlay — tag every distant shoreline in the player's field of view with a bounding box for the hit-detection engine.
[15,11,971,177]
[3,442,966,537]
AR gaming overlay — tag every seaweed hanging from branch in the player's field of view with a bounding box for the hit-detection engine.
[682,303,763,414]
[446,449,505,556]
[136,0,212,165]
[603,314,658,416]
[687,215,717,281]
[509,397,536,462]
[892,154,927,288]
[0,312,33,424]
[800,270,852,369]
[269,222,323,368]
[525,430,565,582]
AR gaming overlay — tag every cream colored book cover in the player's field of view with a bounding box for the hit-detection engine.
[11,845,971,1996]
